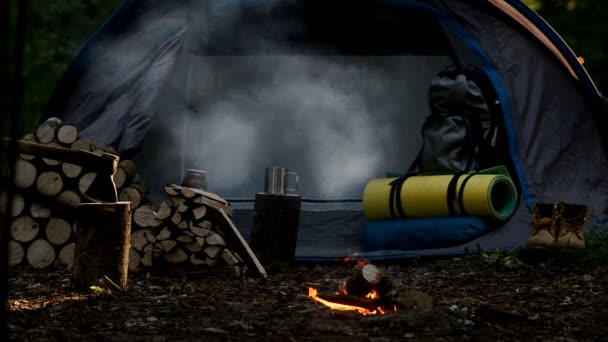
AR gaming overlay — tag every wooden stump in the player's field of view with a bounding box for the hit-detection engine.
[72,202,132,290]
[250,193,301,265]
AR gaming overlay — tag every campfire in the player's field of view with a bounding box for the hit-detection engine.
[308,262,398,315]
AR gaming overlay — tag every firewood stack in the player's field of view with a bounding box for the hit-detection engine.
[2,117,149,269]
[128,184,266,278]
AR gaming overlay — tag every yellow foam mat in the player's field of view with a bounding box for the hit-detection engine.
[363,174,518,221]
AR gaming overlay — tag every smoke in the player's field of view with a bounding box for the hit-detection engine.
[131,1,451,199]
[176,55,425,198]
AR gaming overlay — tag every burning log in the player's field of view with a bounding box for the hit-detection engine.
[342,263,392,298]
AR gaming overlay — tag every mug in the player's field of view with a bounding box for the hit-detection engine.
[182,169,208,191]
[264,167,298,195]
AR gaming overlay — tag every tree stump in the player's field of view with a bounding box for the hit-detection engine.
[72,202,132,290]
[250,193,301,265]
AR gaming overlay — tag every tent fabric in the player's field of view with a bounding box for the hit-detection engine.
[41,0,607,260]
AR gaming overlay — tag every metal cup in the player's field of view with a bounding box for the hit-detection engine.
[182,169,208,191]
[264,167,298,195]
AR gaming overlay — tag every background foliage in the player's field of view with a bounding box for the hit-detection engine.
[4,0,608,137]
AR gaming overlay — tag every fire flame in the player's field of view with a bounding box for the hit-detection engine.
[308,288,391,316]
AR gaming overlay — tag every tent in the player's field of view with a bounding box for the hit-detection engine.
[43,0,608,261]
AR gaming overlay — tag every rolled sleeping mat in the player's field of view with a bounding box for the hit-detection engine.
[363,173,518,221]
[362,217,488,251]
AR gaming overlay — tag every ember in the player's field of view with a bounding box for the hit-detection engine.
[308,287,389,315]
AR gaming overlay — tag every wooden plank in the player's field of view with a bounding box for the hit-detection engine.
[217,208,266,278]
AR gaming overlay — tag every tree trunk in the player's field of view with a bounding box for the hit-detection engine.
[72,202,132,290]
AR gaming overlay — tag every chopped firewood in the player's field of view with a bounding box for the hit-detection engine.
[190,226,212,237]
[57,190,81,209]
[8,240,25,267]
[164,184,181,196]
[128,248,141,271]
[184,241,202,253]
[171,197,186,205]
[196,237,205,246]
[46,217,72,245]
[61,162,82,179]
[119,185,145,209]
[141,249,153,267]
[160,240,178,253]
[205,257,217,267]
[144,230,157,244]
[155,201,173,220]
[221,249,240,266]
[114,159,136,189]
[131,229,150,251]
[190,254,205,265]
[36,171,64,197]
[58,242,76,268]
[143,243,154,253]
[153,247,163,258]
[176,235,193,244]
[180,186,196,199]
[35,120,60,144]
[177,220,188,229]
[164,247,188,264]
[149,218,164,228]
[57,124,79,145]
[26,239,56,269]
[170,211,182,225]
[133,204,156,228]
[14,159,37,189]
[193,194,232,216]
[156,227,172,241]
[30,202,51,219]
[204,246,222,259]
[198,220,213,229]
[192,205,207,220]
[11,216,40,243]
[42,143,63,166]
[206,233,226,246]
[70,138,93,151]
[78,172,97,196]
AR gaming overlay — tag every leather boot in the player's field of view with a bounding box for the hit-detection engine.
[526,203,560,248]
[556,203,588,249]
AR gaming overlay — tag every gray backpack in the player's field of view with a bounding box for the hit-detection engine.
[411,66,497,173]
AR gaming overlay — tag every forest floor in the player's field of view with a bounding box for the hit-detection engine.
[5,247,608,342]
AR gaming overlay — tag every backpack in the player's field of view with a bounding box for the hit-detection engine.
[409,65,504,174]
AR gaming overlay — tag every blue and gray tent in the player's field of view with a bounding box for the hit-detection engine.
[43,0,608,262]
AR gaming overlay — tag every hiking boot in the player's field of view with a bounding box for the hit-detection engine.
[526,203,559,248]
[556,203,588,249]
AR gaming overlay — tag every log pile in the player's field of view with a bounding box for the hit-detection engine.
[128,184,266,278]
[3,117,149,269]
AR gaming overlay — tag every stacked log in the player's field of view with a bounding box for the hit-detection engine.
[128,184,266,278]
[4,117,149,270]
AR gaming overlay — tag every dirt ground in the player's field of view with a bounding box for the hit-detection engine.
[5,250,608,342]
